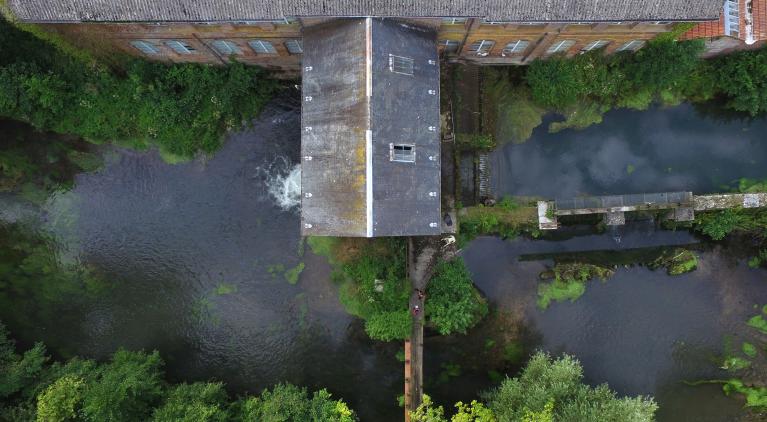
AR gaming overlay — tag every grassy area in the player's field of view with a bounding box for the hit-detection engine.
[457,197,540,245]
[536,263,614,309]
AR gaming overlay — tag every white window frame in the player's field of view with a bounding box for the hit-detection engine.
[440,39,461,54]
[502,40,529,55]
[546,40,575,54]
[211,40,241,55]
[165,40,196,54]
[130,40,159,55]
[285,39,303,54]
[581,40,609,52]
[441,17,467,25]
[248,39,277,54]
[468,39,495,56]
[482,19,508,25]
[388,54,414,76]
[616,40,645,52]
[390,144,416,163]
[724,0,740,36]
[271,17,297,25]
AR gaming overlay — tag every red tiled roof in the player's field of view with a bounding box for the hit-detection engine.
[682,0,767,43]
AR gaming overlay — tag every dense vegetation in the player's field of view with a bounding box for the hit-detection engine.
[308,238,488,341]
[457,197,540,246]
[0,322,356,421]
[0,16,276,160]
[483,40,767,143]
[426,259,488,335]
[411,351,658,421]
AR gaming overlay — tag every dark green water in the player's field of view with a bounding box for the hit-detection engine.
[1,101,766,420]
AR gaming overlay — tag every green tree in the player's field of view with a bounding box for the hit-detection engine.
[712,48,767,116]
[0,323,47,399]
[483,352,657,422]
[233,383,355,422]
[152,382,229,422]
[526,57,585,109]
[80,349,164,422]
[426,259,488,335]
[36,375,86,422]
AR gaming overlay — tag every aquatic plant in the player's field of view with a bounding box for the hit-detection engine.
[649,249,698,275]
[536,263,614,309]
[284,262,305,285]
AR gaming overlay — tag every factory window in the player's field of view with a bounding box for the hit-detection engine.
[249,40,277,54]
[390,144,415,163]
[616,40,645,52]
[211,40,241,55]
[130,40,159,55]
[468,39,495,56]
[502,40,529,55]
[285,39,303,54]
[165,40,196,54]
[389,54,414,75]
[581,40,610,52]
[442,18,467,25]
[272,17,297,25]
[545,39,575,55]
[440,39,461,54]
[725,0,740,37]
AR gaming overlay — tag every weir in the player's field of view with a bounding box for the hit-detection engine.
[538,192,767,230]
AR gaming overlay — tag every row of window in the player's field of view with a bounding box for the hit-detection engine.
[441,18,672,26]
[130,39,303,56]
[444,38,645,56]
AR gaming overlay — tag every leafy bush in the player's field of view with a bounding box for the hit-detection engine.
[483,352,657,421]
[0,323,357,421]
[0,17,276,159]
[426,259,488,335]
[336,238,412,341]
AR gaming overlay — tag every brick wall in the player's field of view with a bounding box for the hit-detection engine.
[42,18,689,71]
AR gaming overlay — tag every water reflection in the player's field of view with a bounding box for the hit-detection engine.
[491,104,767,198]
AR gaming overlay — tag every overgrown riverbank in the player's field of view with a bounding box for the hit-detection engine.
[0,322,356,421]
[477,40,767,145]
[0,16,276,161]
[307,237,487,341]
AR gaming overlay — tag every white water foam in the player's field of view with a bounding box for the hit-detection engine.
[265,161,301,211]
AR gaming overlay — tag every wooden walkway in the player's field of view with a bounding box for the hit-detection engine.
[538,192,767,230]
[404,236,457,421]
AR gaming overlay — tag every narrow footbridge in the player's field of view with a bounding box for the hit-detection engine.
[538,191,767,230]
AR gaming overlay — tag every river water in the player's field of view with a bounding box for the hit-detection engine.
[1,101,766,421]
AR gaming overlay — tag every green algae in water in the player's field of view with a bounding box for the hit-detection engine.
[536,263,614,309]
[284,262,305,285]
[742,342,758,358]
[747,315,767,334]
[214,283,237,296]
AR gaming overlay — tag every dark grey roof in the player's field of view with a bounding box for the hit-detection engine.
[9,0,723,23]
[301,18,441,237]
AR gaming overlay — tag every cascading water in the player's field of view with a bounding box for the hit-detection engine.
[263,158,301,211]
